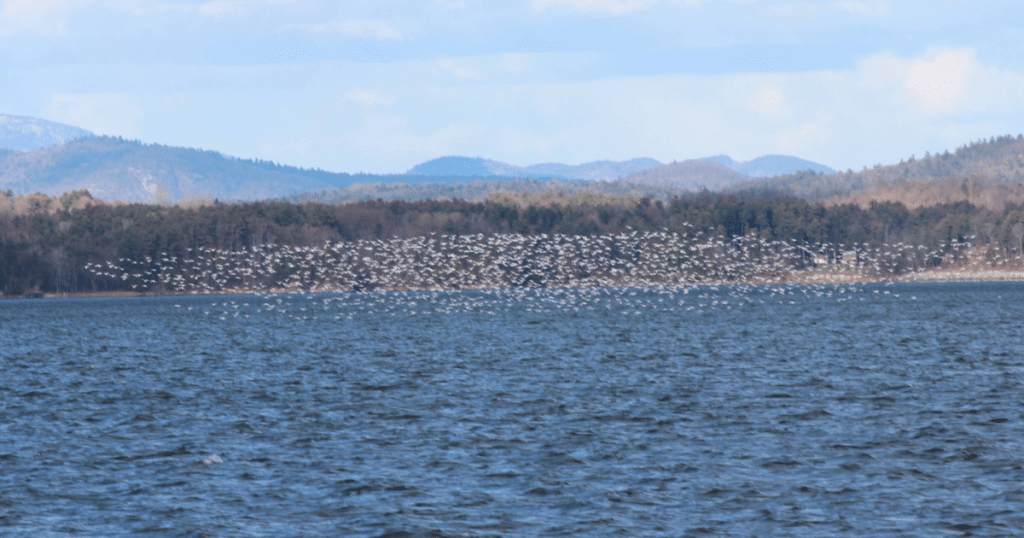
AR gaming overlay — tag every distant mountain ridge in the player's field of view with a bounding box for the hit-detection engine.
[736,134,1024,201]
[0,137,328,202]
[698,154,836,177]
[10,114,1022,208]
[0,136,564,203]
[623,160,750,190]
[409,154,835,182]
[408,156,516,177]
[526,158,663,180]
[408,156,663,181]
[0,113,843,203]
[0,114,94,152]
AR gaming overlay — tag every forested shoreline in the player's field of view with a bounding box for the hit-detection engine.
[2,189,1023,296]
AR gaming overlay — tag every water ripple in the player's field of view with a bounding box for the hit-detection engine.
[2,282,1024,536]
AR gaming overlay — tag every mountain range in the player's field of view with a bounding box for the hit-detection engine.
[0,135,545,203]
[0,137,333,203]
[737,134,1024,203]
[0,114,94,152]
[407,156,664,181]
[0,112,931,205]
[283,136,1024,207]
[699,154,835,178]
[407,154,834,182]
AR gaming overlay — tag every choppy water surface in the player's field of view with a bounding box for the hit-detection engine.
[3,282,1024,537]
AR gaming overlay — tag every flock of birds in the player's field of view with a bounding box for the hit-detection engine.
[83,228,978,295]
[78,228,1000,319]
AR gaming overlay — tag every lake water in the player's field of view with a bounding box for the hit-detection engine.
[2,282,1024,537]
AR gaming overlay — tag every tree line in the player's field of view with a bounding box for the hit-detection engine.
[2,189,1023,295]
[742,134,1024,201]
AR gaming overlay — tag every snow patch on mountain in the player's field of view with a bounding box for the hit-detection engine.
[0,114,95,151]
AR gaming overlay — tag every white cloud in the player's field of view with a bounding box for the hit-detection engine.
[197,0,252,17]
[904,49,976,114]
[831,1,888,18]
[44,93,144,138]
[745,84,791,123]
[432,53,535,81]
[768,1,887,21]
[0,0,90,37]
[678,0,757,6]
[341,113,491,166]
[159,93,193,113]
[0,0,287,36]
[16,45,1024,176]
[195,0,299,18]
[303,20,404,41]
[529,0,757,15]
[345,89,393,107]
[529,0,661,16]
[501,53,533,76]
[380,47,1024,171]
[774,120,829,155]
[196,47,1018,173]
[435,57,488,80]
[856,48,1017,117]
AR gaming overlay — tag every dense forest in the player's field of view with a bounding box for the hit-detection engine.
[3,189,1023,295]
[281,177,698,206]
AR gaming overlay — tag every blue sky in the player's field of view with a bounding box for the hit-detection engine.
[2,0,1023,174]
